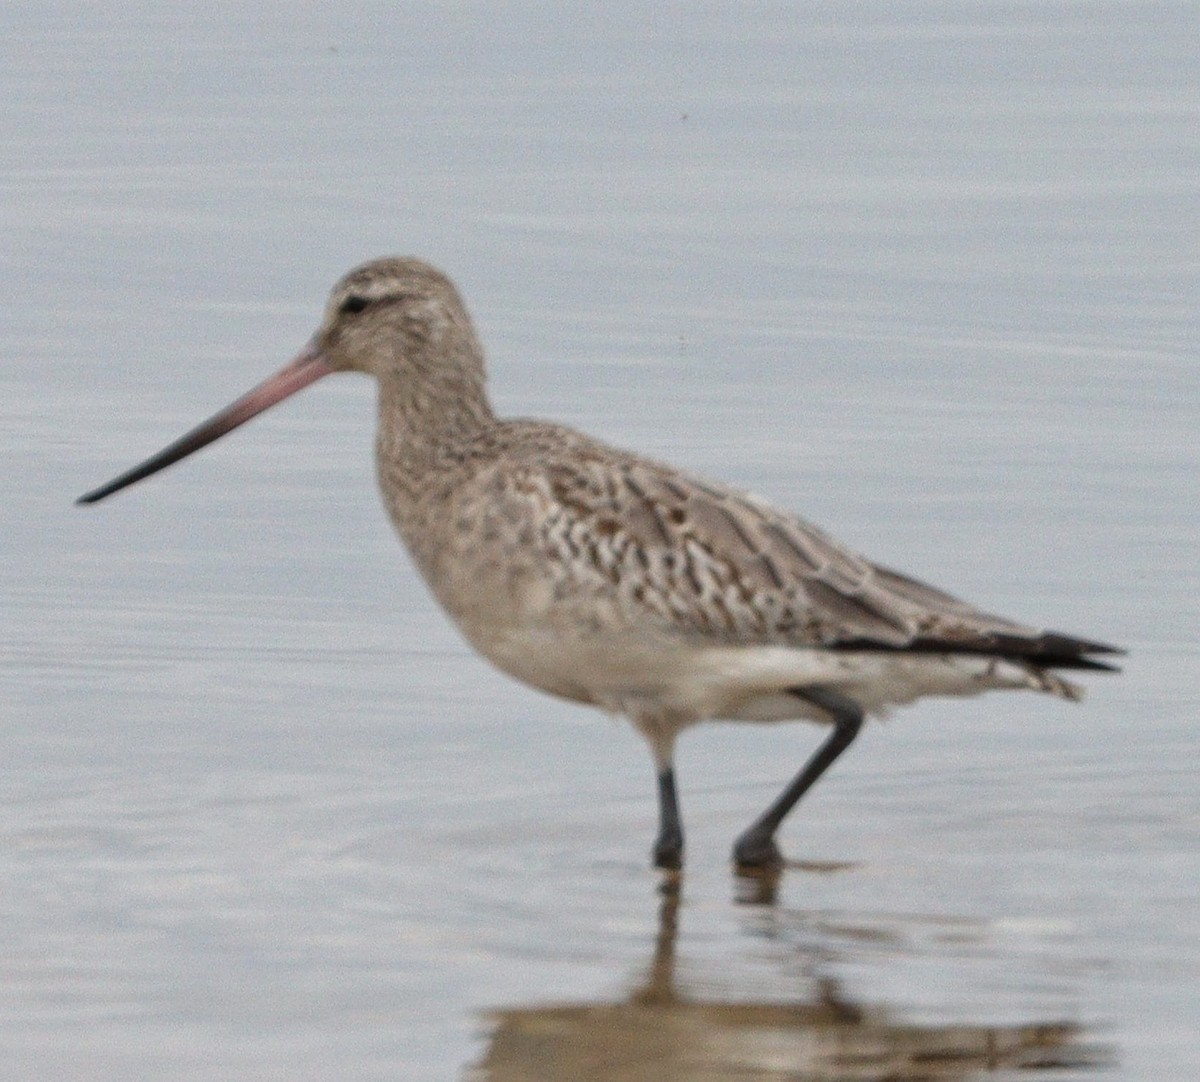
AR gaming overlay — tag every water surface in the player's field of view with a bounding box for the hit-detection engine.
[3,3,1198,1079]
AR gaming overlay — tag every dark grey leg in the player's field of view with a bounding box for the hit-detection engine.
[733,687,864,868]
[653,765,684,869]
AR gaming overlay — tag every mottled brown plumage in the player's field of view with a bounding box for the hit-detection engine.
[78,257,1123,869]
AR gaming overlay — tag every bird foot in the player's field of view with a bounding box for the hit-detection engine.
[652,831,684,870]
[732,832,783,871]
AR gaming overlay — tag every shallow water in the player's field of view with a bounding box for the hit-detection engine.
[3,3,1198,1079]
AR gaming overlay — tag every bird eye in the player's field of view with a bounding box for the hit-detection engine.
[339,294,371,315]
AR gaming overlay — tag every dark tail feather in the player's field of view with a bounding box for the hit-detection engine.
[836,631,1125,673]
[1018,633,1124,672]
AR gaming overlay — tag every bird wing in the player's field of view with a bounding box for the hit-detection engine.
[496,426,1120,668]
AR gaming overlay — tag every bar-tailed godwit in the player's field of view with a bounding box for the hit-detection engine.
[78,258,1123,870]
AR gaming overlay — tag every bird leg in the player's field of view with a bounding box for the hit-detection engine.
[653,765,685,869]
[733,686,864,869]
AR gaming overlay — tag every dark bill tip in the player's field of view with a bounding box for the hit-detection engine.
[76,344,331,505]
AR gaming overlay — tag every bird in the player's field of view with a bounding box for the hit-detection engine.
[78,257,1123,871]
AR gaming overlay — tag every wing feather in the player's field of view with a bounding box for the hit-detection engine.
[488,424,1121,669]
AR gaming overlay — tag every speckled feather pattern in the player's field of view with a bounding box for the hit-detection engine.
[317,258,1120,743]
[76,255,1123,866]
[383,419,1030,652]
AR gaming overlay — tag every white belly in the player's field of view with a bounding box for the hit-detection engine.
[467,620,1067,727]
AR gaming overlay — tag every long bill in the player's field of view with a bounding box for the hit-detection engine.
[77,340,332,505]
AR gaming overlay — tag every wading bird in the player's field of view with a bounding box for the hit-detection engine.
[79,258,1122,869]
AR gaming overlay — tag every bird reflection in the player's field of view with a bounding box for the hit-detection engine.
[467,880,1106,1081]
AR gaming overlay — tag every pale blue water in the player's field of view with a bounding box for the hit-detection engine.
[3,3,1198,1079]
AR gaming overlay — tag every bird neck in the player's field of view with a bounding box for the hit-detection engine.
[374,349,496,474]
